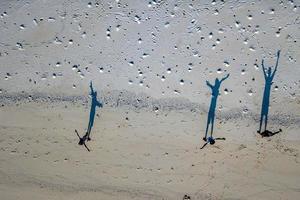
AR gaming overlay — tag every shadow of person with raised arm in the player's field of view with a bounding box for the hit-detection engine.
[86,81,103,140]
[76,81,103,151]
[257,50,281,136]
[202,74,229,148]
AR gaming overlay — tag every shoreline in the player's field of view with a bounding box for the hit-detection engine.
[1,92,299,130]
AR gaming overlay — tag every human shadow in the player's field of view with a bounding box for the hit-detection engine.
[76,81,103,151]
[203,74,230,142]
[257,50,281,134]
[259,128,282,138]
[86,81,103,140]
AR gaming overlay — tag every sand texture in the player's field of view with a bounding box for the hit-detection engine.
[0,0,300,199]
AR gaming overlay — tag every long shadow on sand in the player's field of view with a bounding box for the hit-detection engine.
[203,74,229,141]
[86,81,103,139]
[258,50,281,134]
[76,81,103,151]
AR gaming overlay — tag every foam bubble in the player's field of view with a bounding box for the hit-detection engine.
[128,61,134,66]
[247,89,253,96]
[164,22,170,28]
[48,17,56,22]
[72,65,78,70]
[224,61,230,67]
[174,90,180,94]
[55,62,61,67]
[19,24,25,30]
[224,88,228,94]
[16,43,24,50]
[81,32,87,39]
[249,46,256,51]
[139,80,143,86]
[214,9,219,15]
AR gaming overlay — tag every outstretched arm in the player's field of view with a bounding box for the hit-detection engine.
[96,100,103,108]
[220,74,230,83]
[89,81,94,94]
[261,59,267,79]
[271,50,280,79]
[275,50,281,68]
[206,80,213,89]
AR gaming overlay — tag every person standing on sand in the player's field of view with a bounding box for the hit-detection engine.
[258,50,280,133]
[203,74,230,142]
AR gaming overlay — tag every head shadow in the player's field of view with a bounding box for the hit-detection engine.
[200,137,226,149]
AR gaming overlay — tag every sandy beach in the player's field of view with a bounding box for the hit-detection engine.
[1,0,300,199]
[0,99,299,200]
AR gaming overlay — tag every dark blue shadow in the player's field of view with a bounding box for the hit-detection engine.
[86,81,103,139]
[258,50,280,133]
[203,74,229,141]
[76,81,103,151]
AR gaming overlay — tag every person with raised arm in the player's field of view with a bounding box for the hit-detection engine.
[76,81,103,151]
[203,74,229,144]
[86,81,103,140]
[258,50,280,133]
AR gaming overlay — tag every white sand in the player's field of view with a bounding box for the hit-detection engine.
[0,0,300,199]
[0,102,300,199]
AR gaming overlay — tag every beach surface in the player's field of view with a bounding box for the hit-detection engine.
[0,100,300,200]
[1,0,300,199]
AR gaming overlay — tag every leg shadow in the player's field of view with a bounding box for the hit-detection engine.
[259,129,282,137]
